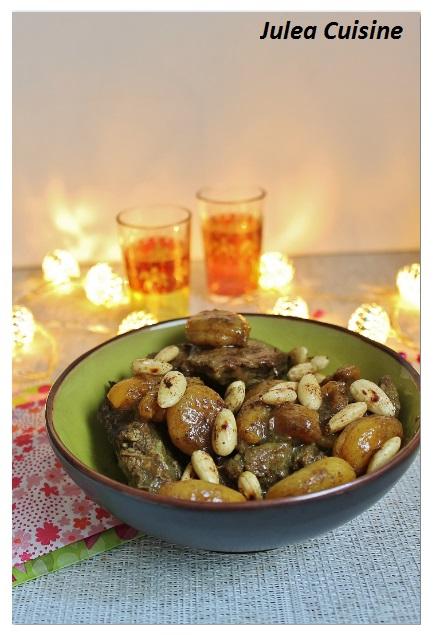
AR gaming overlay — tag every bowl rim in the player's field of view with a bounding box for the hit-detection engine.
[45,313,420,511]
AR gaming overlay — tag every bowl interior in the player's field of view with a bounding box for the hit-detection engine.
[51,316,420,484]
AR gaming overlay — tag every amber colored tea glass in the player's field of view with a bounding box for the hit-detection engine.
[197,186,265,296]
[117,205,191,320]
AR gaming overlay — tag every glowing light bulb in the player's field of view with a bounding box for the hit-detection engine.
[84,263,128,308]
[118,310,157,334]
[272,296,309,319]
[348,303,390,344]
[396,263,420,309]
[12,305,36,350]
[259,252,295,290]
[42,249,80,285]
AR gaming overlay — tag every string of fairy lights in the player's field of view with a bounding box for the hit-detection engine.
[12,251,420,363]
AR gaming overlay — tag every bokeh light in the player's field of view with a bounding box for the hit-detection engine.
[42,249,80,285]
[118,310,157,334]
[396,263,420,309]
[348,303,390,344]
[12,305,36,350]
[272,296,309,319]
[259,252,295,290]
[84,263,128,307]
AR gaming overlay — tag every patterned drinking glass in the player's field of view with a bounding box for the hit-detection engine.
[197,186,265,297]
[117,205,191,320]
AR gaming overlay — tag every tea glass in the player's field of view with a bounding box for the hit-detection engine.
[197,186,265,297]
[117,205,191,320]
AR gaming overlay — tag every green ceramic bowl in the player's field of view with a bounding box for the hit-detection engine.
[46,314,420,552]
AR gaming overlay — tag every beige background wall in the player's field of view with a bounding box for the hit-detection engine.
[13,12,420,266]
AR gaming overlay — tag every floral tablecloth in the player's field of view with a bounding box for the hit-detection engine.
[12,386,140,586]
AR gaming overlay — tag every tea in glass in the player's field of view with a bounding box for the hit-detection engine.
[117,206,191,320]
[197,186,265,296]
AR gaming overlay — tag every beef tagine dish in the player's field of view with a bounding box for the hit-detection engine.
[97,309,405,503]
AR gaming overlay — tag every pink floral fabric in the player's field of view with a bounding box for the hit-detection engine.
[12,388,120,566]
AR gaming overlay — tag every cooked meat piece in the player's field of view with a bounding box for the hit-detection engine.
[185,309,250,347]
[379,375,401,416]
[318,380,349,425]
[114,421,182,491]
[291,443,326,471]
[98,396,134,443]
[243,442,293,490]
[219,453,245,486]
[331,365,361,387]
[176,339,288,387]
[97,399,182,491]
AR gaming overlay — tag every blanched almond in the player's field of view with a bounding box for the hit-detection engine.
[191,450,219,484]
[132,358,173,376]
[328,402,368,433]
[366,436,402,473]
[289,346,308,365]
[262,383,297,405]
[157,370,187,408]
[154,345,180,363]
[180,462,196,481]
[238,471,262,500]
[297,373,322,410]
[212,409,237,456]
[287,362,314,381]
[350,379,396,416]
[224,380,246,413]
[311,355,330,371]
